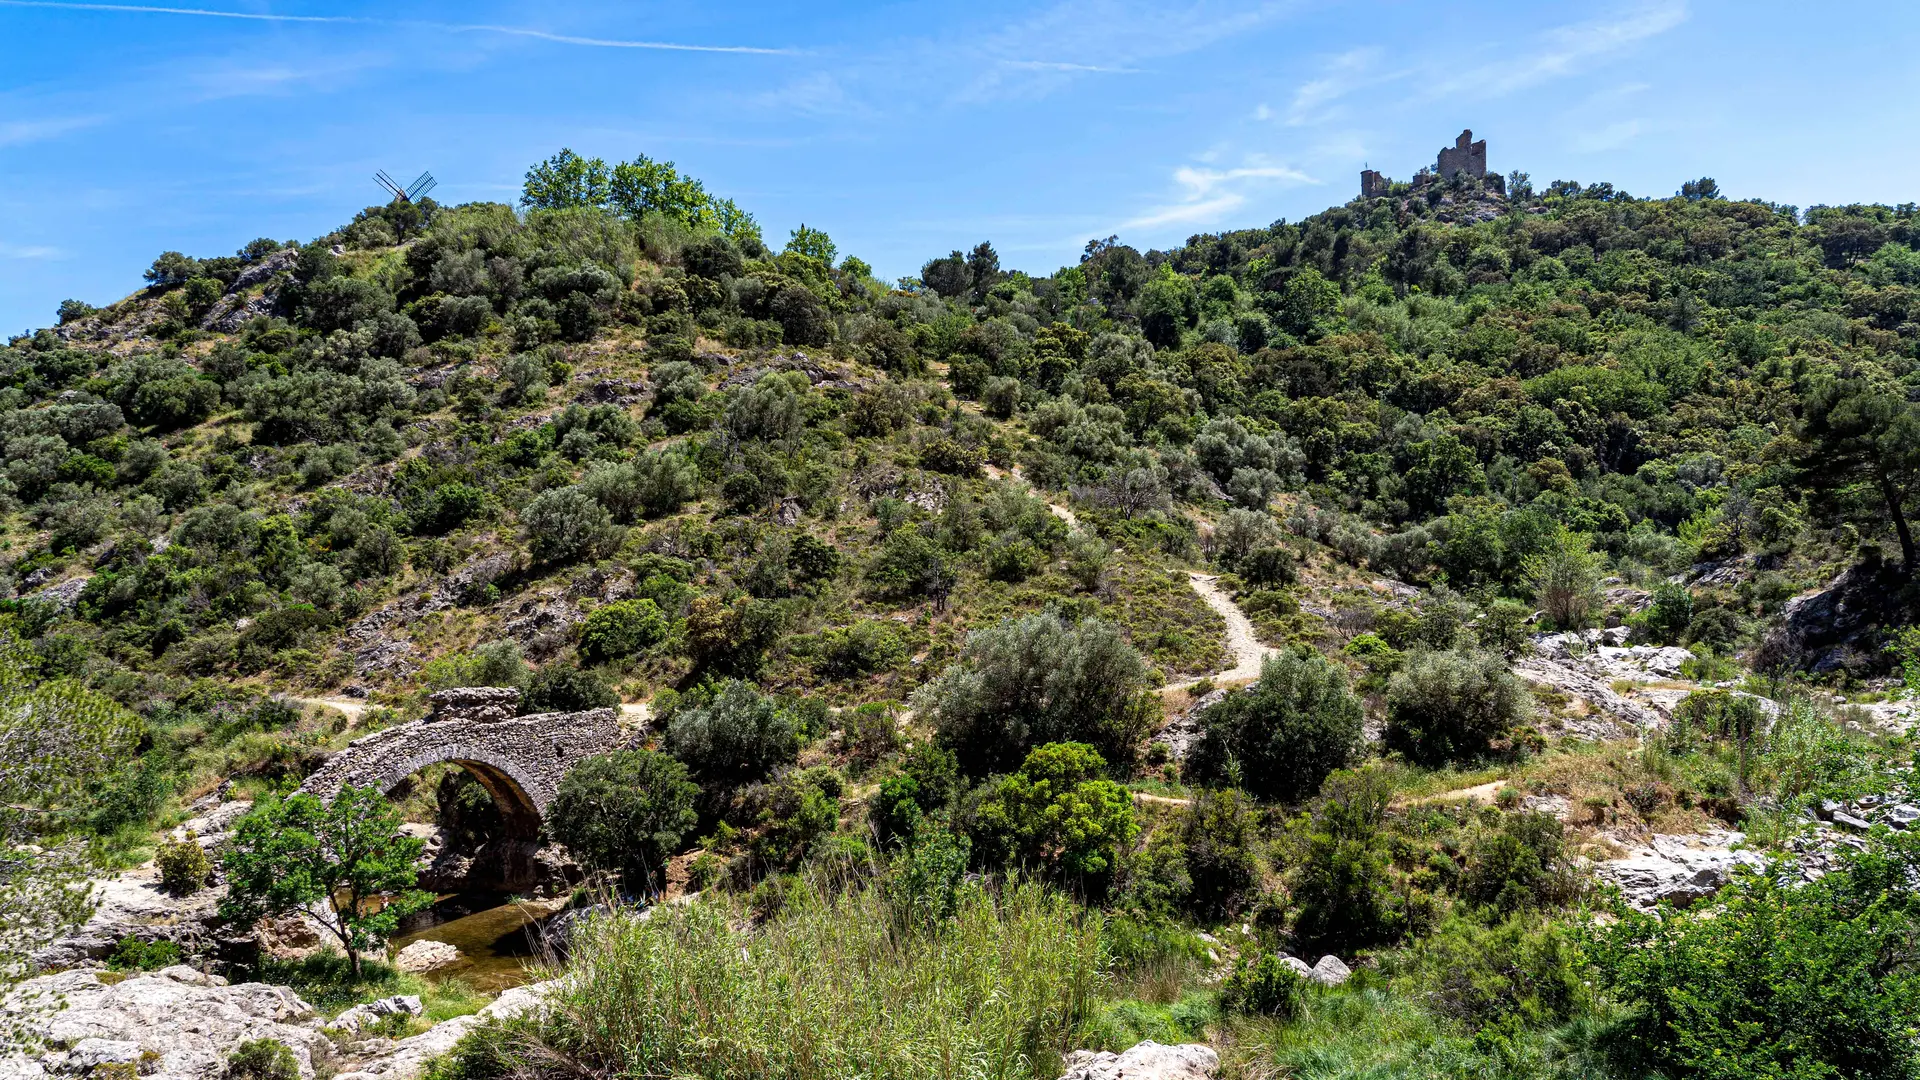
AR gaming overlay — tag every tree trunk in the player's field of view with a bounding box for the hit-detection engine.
[1881,473,1916,577]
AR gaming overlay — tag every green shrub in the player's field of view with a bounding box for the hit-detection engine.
[226,1039,298,1080]
[1644,581,1695,645]
[521,664,618,713]
[156,834,212,895]
[1382,648,1529,766]
[108,935,182,972]
[1219,952,1309,1018]
[423,641,527,693]
[1176,789,1261,922]
[1386,913,1585,1032]
[970,742,1138,894]
[1588,832,1920,1080]
[1457,812,1581,915]
[1186,646,1364,802]
[664,680,800,787]
[815,620,905,678]
[915,611,1156,777]
[547,750,699,894]
[578,599,669,663]
[1237,545,1299,587]
[1290,766,1415,952]
[751,767,843,870]
[522,486,621,564]
[881,826,973,930]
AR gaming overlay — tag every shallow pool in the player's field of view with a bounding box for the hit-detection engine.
[390,893,561,993]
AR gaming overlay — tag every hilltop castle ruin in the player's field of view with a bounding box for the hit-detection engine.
[1362,129,1503,199]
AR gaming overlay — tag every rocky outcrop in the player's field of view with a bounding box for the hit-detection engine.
[332,980,557,1080]
[0,967,328,1080]
[1059,1041,1218,1080]
[1151,688,1225,763]
[1,964,557,1080]
[1757,560,1914,674]
[31,575,91,613]
[31,865,226,971]
[1514,655,1662,736]
[1595,830,1763,911]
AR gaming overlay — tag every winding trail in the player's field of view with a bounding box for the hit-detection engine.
[1181,573,1275,688]
[980,461,1272,693]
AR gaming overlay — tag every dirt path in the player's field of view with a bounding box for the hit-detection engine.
[982,463,1078,528]
[1132,791,1194,808]
[287,696,369,724]
[982,463,1273,693]
[1182,573,1275,687]
[1408,779,1507,807]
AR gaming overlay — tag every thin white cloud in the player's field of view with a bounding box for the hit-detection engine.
[1125,159,1319,231]
[1570,119,1644,153]
[0,0,798,53]
[1175,163,1316,196]
[953,0,1297,103]
[0,242,64,259]
[0,114,103,146]
[1286,46,1385,125]
[1001,59,1144,74]
[1433,1,1687,98]
[1124,193,1248,229]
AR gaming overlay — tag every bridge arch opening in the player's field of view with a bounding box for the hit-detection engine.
[374,751,549,842]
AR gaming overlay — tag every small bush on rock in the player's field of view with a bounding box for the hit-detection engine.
[226,1039,298,1080]
[156,833,212,894]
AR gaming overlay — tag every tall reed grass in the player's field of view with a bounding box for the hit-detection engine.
[456,877,1102,1080]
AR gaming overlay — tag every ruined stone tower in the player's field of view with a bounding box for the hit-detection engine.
[1360,129,1502,198]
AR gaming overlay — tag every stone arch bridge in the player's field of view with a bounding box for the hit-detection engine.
[299,687,629,838]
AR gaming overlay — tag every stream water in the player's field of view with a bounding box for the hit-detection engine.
[390,893,553,993]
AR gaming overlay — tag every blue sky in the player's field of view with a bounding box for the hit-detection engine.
[4,0,1920,335]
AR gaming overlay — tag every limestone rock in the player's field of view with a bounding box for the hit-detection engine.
[1151,688,1225,763]
[1757,560,1910,674]
[32,866,226,970]
[335,980,557,1080]
[65,1038,143,1071]
[1596,830,1763,910]
[32,576,91,613]
[1,967,326,1080]
[171,801,252,844]
[393,940,461,975]
[1309,955,1352,987]
[1059,1041,1218,1080]
[329,996,422,1036]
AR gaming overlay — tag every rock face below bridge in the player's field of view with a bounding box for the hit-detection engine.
[299,688,628,836]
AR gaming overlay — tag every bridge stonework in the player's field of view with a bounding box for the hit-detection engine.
[299,688,627,837]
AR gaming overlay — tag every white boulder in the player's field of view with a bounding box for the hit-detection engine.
[392,940,461,975]
[1059,1041,1218,1080]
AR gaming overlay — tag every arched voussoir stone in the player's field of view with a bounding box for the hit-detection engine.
[299,704,627,838]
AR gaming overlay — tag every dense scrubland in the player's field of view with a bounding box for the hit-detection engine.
[5,149,1920,1079]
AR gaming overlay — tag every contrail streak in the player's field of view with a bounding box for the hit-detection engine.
[0,0,796,53]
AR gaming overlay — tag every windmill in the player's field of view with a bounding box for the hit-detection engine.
[374,169,438,204]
